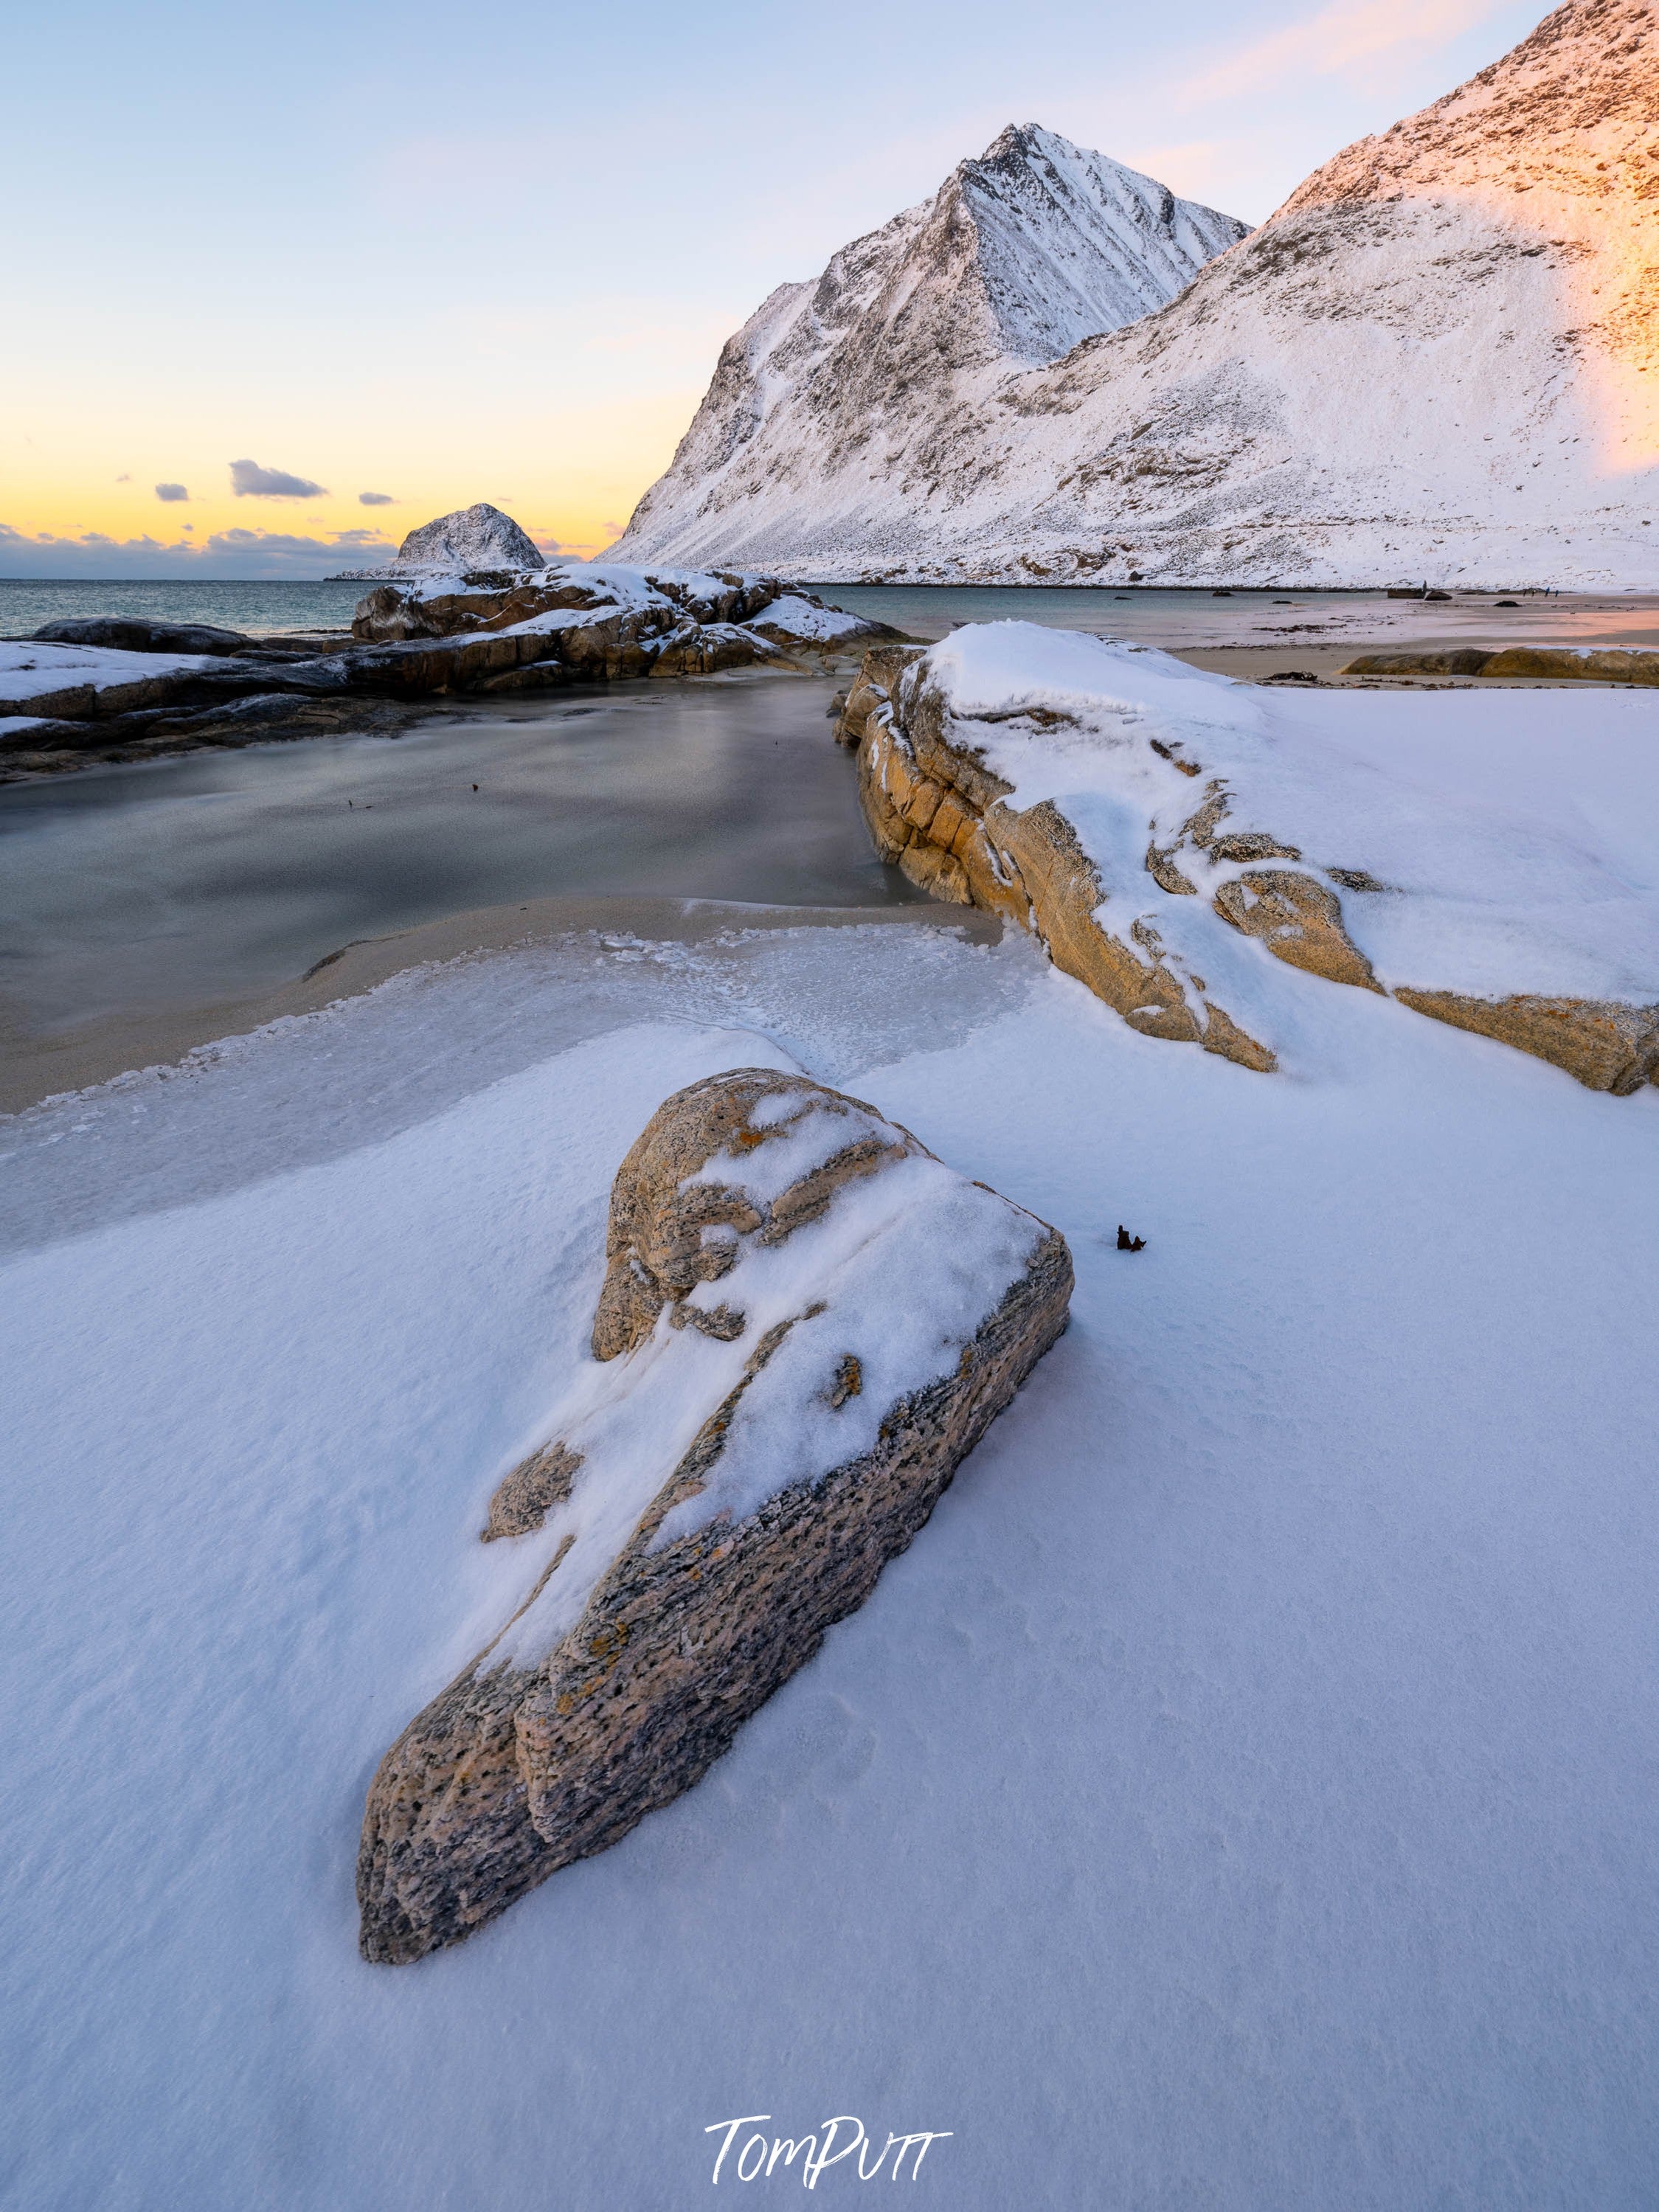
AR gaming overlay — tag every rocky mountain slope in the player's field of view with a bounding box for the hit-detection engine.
[617,1,1659,589]
[612,127,1247,575]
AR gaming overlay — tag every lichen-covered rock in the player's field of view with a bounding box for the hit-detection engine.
[1342,648,1659,684]
[357,1069,1071,1963]
[1391,989,1659,1094]
[1211,870,1382,992]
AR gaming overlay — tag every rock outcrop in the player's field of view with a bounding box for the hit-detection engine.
[1,523,891,781]
[1343,648,1659,684]
[344,557,891,687]
[357,1068,1071,1963]
[837,645,1280,1072]
[612,3,1659,589]
[837,625,1659,1091]
[333,501,547,580]
[32,617,255,657]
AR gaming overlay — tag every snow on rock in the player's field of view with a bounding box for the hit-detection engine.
[614,4,1659,589]
[0,637,221,718]
[838,622,1659,1089]
[741,593,884,646]
[357,1066,1070,1962]
[335,502,547,580]
[347,545,890,689]
[609,125,1247,576]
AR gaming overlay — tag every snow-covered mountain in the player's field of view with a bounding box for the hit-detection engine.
[610,127,1247,572]
[615,1,1659,589]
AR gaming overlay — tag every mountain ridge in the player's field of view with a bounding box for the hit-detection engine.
[615,2,1659,589]
[612,126,1248,570]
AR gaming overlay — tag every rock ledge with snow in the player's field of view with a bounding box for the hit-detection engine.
[837,623,1659,1091]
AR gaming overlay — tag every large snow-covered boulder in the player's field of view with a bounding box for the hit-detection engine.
[838,623,1659,1091]
[356,1068,1071,1962]
[609,125,1247,575]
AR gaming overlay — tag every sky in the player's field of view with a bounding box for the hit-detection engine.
[2,0,1546,578]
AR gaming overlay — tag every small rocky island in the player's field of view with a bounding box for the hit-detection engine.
[0,503,890,780]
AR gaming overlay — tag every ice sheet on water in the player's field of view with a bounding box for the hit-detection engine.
[0,921,1043,1258]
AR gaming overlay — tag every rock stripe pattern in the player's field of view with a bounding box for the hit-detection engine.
[356,1071,1072,1963]
[837,645,1659,1092]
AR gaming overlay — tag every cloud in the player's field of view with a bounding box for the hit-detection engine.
[207,527,364,554]
[0,526,195,576]
[229,457,328,499]
[1185,0,1506,103]
[0,521,383,579]
[114,474,131,483]
[358,490,396,506]
[154,482,190,502]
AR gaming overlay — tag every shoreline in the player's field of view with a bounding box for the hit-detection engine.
[0,894,1000,1117]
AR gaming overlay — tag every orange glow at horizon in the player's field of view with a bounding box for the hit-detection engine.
[1,386,705,563]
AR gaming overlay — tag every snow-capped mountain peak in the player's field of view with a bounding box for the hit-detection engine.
[611,3,1659,589]
[611,127,1247,570]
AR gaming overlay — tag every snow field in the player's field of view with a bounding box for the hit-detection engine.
[2,915,1658,2208]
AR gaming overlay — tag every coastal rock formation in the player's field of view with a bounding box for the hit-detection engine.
[33,617,254,656]
[614,1,1659,589]
[1343,648,1659,684]
[335,501,547,580]
[837,624,1659,1090]
[357,1068,1070,1962]
[612,125,1247,576]
[0,524,890,780]
[344,558,889,686]
[837,645,1280,1072]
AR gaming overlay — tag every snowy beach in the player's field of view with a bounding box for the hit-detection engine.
[4,900,1658,2205]
[17,0,1659,2193]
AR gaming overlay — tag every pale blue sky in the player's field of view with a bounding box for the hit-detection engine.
[4,0,1545,573]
